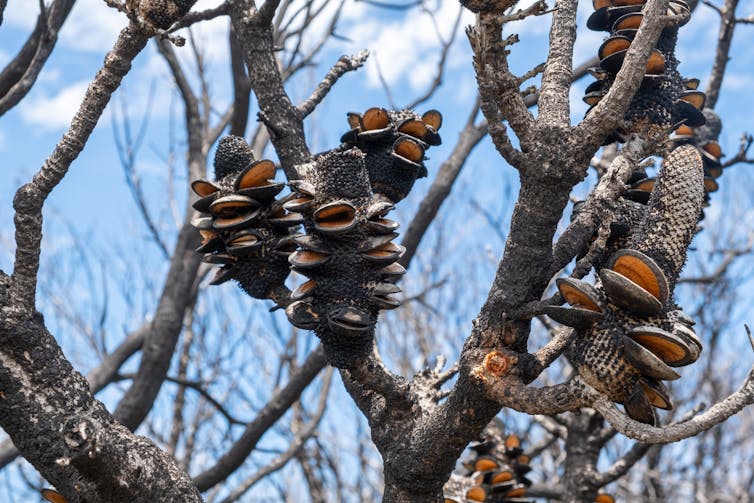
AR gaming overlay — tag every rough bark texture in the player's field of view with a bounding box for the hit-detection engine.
[0,273,203,502]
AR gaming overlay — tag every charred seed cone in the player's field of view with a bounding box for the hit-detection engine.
[546,145,705,425]
[190,135,299,301]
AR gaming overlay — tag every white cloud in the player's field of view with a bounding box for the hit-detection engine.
[58,0,124,52]
[344,3,475,92]
[19,80,89,130]
[3,1,39,30]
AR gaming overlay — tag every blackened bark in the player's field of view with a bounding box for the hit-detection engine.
[228,0,311,179]
[562,412,603,503]
[0,273,202,502]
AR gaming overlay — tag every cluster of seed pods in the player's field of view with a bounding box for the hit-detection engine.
[583,0,706,140]
[443,432,534,503]
[340,107,443,203]
[547,145,705,425]
[443,431,615,503]
[136,0,196,29]
[190,136,300,300]
[283,108,442,366]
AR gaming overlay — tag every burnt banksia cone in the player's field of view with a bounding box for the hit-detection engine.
[340,107,442,203]
[546,145,705,425]
[583,0,706,141]
[444,430,534,503]
[285,149,407,367]
[136,0,196,29]
[191,136,299,301]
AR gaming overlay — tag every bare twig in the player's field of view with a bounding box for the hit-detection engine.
[298,50,370,118]
[220,368,334,503]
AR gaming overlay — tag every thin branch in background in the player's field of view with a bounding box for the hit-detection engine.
[703,0,741,108]
[0,0,76,117]
[192,346,328,491]
[112,83,171,258]
[405,5,463,110]
[372,53,397,110]
[0,0,7,26]
[220,368,334,502]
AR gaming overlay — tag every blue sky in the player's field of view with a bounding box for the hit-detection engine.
[2,0,754,499]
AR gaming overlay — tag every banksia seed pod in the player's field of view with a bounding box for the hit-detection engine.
[669,109,725,197]
[443,429,534,503]
[191,135,299,301]
[583,0,706,141]
[545,145,705,425]
[137,0,196,29]
[340,107,442,203]
[284,149,406,367]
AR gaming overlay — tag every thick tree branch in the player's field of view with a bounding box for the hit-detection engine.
[538,0,578,125]
[0,273,202,502]
[229,0,310,178]
[9,21,149,314]
[704,0,740,108]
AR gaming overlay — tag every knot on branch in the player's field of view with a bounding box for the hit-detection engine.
[473,350,517,383]
[63,416,98,458]
[483,351,512,377]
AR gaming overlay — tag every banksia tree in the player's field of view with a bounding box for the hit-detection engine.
[4,0,754,501]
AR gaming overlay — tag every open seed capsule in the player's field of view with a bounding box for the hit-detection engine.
[225,230,263,255]
[678,90,706,110]
[371,282,402,310]
[599,35,631,62]
[286,300,320,330]
[465,486,487,502]
[212,209,262,231]
[235,159,276,190]
[422,109,443,131]
[392,137,425,165]
[327,306,372,336]
[360,241,405,264]
[557,277,602,312]
[588,4,643,32]
[600,268,663,315]
[623,336,681,380]
[289,249,331,269]
[267,211,304,227]
[209,194,259,216]
[628,326,695,366]
[640,378,673,409]
[191,179,221,197]
[41,489,68,503]
[313,201,358,234]
[237,181,285,202]
[608,249,669,304]
[361,107,390,131]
